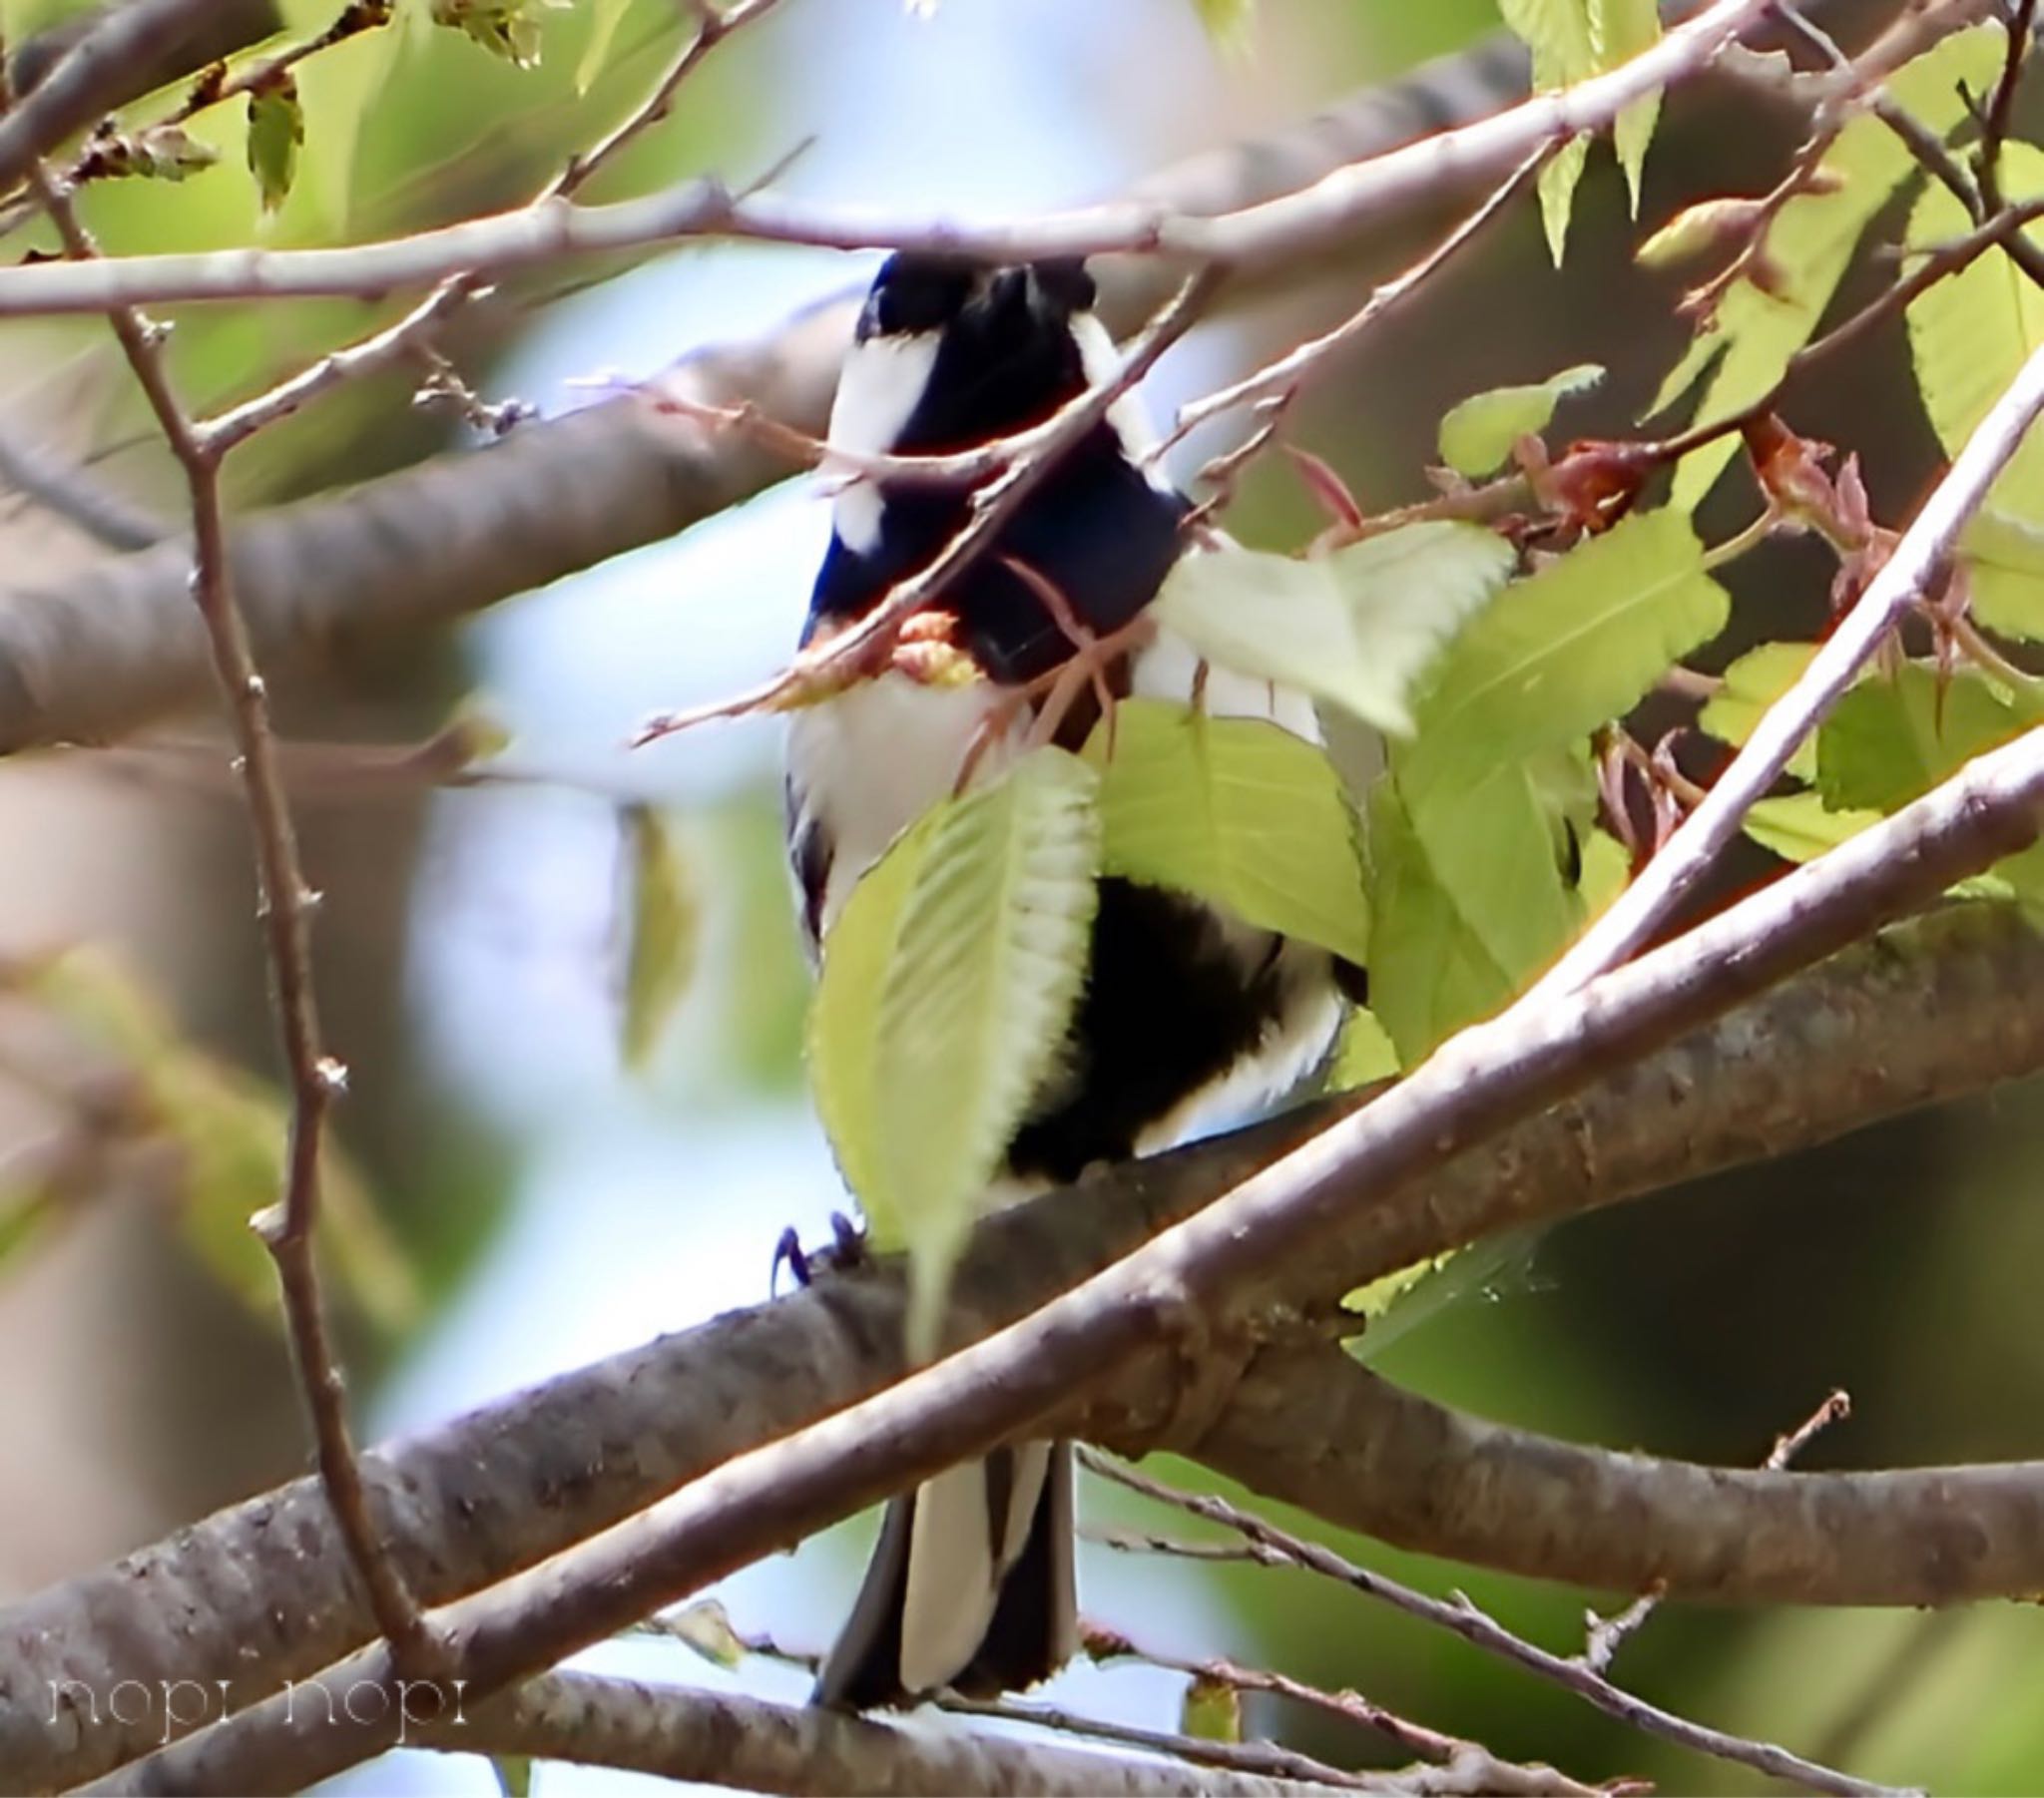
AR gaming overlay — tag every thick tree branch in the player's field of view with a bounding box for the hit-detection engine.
[1205,1351,2044,1611]
[82,692,2044,1792]
[0,0,1769,319]
[11,899,2044,1791]
[444,1671,1338,1797]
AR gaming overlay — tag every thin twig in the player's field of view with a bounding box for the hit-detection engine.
[1577,1388,1850,1675]
[940,1691,1378,1792]
[1533,327,2044,997]
[201,0,788,453]
[13,127,434,1674]
[1081,1453,1900,1798]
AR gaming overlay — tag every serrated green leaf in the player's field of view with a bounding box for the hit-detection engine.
[1962,508,2044,642]
[620,806,698,1072]
[1699,641,1820,780]
[1908,141,2044,528]
[1084,700,1370,966]
[1404,509,1729,798]
[1438,362,1606,478]
[1537,137,1591,265]
[577,0,633,92]
[246,74,304,215]
[1816,662,2044,814]
[810,750,1101,1352]
[1329,1004,1398,1090]
[1366,767,1579,1062]
[1657,24,2004,509]
[1155,524,1514,735]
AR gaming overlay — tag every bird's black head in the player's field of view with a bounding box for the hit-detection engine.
[849,251,1102,454]
[809,250,1187,683]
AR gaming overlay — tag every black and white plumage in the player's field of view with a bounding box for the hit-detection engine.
[788,251,1349,1711]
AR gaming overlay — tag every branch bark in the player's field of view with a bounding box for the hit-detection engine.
[9,901,2043,1785]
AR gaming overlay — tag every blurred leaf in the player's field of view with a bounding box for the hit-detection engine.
[576,0,633,92]
[1190,0,1255,53]
[247,72,304,214]
[293,1,403,229]
[1907,142,2044,528]
[1403,509,1728,798]
[1962,509,2044,642]
[430,0,555,66]
[1340,1227,1542,1363]
[490,1756,532,1798]
[1437,362,1605,478]
[809,750,1100,1352]
[663,1598,747,1670]
[1699,641,1819,780]
[1182,1675,1244,1742]
[619,805,699,1073]
[1155,524,1515,735]
[1654,24,2004,509]
[21,948,420,1335]
[1816,663,2044,814]
[1636,195,1769,271]
[1329,1004,1399,1090]
[1085,700,1371,966]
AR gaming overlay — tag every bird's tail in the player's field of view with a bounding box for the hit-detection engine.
[812,1439,1077,1709]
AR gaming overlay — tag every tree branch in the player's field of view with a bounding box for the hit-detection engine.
[11,898,2044,1791]
[81,673,2044,1792]
[0,0,1771,319]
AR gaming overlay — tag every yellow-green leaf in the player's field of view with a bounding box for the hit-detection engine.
[1329,1004,1398,1091]
[1816,662,2044,814]
[619,805,698,1072]
[576,0,633,92]
[661,1599,747,1670]
[1403,509,1728,799]
[1437,362,1605,478]
[1908,141,2044,527]
[1962,508,2044,642]
[1182,1676,1244,1743]
[1657,24,2004,510]
[1698,641,1819,780]
[1085,700,1370,967]
[1592,0,1661,214]
[246,73,304,215]
[1191,0,1256,53]
[809,750,1102,1352]
[1742,791,1879,863]
[1155,523,1515,735]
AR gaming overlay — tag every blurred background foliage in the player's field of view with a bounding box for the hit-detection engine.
[2,1,2042,1792]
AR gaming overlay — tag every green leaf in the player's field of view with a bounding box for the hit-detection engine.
[1182,1675,1244,1742]
[1816,662,2044,814]
[809,750,1101,1351]
[1084,700,1370,966]
[1538,137,1591,266]
[294,0,401,229]
[246,73,304,214]
[1655,24,2005,509]
[661,1598,747,1670]
[619,806,698,1072]
[1592,0,1661,215]
[1742,791,1879,863]
[1366,767,1580,1062]
[1403,509,1729,798]
[1437,362,1606,478]
[491,1756,533,1798]
[1329,1004,1398,1090]
[1907,141,2044,527]
[1962,509,2044,642]
[1154,524,1515,735]
[430,0,554,65]
[1339,1227,1541,1363]
[1698,641,1819,780]
[577,0,634,91]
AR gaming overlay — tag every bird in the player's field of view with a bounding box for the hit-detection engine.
[786,249,1357,1711]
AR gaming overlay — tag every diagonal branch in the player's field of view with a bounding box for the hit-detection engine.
[11,899,2044,1791]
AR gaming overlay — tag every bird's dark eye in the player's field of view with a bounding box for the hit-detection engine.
[862,252,979,338]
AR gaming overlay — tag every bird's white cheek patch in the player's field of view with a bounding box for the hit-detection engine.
[826,332,940,554]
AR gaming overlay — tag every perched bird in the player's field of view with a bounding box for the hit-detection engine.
[787,250,1354,1710]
